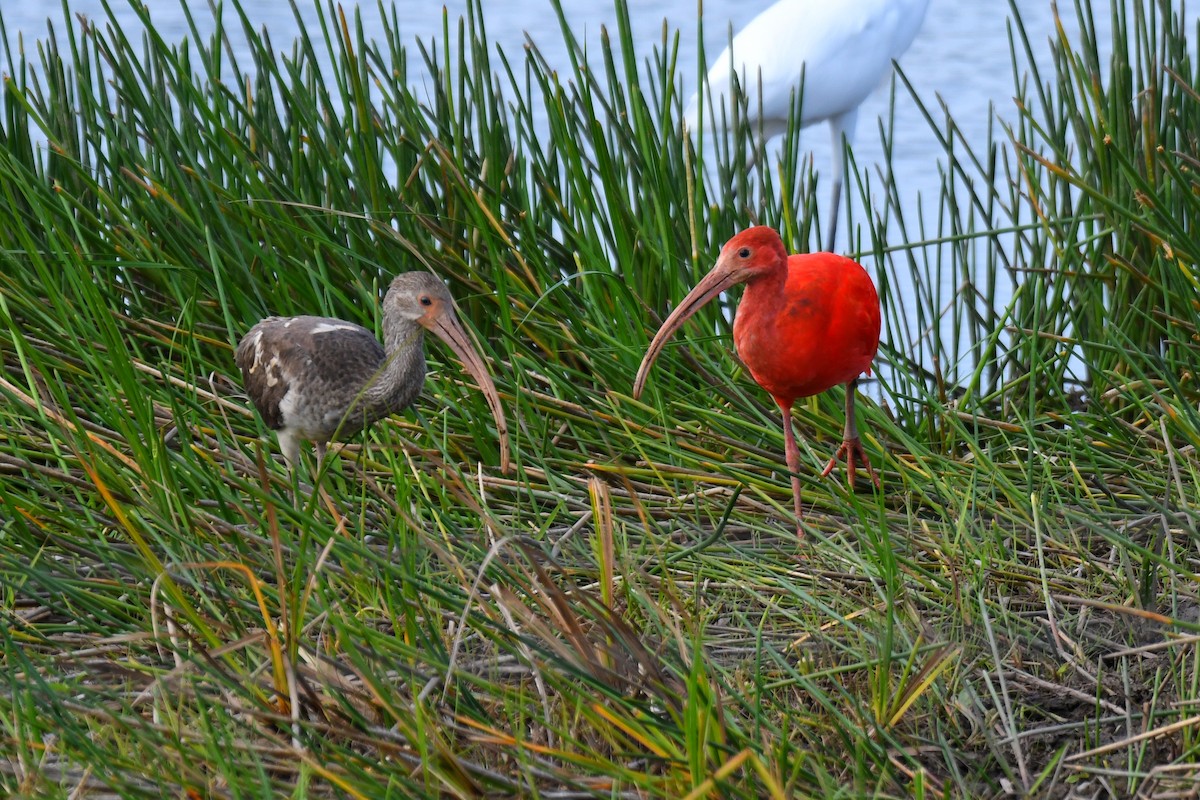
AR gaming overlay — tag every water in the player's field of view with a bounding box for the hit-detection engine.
[0,0,1112,392]
[1,0,1104,235]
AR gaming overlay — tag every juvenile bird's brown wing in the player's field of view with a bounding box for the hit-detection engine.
[235,316,386,432]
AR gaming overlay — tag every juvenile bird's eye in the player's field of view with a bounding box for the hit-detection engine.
[738,247,751,259]
[419,296,433,307]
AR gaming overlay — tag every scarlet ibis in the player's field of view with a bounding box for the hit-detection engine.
[686,0,930,250]
[236,271,509,475]
[633,226,880,535]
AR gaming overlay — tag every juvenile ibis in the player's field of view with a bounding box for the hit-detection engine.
[633,226,880,536]
[236,271,509,475]
[686,0,931,250]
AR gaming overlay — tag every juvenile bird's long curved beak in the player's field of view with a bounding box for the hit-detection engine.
[633,262,745,399]
[425,311,511,473]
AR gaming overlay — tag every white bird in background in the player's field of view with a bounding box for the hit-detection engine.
[686,0,931,251]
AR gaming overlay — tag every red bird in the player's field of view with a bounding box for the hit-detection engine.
[633,226,881,536]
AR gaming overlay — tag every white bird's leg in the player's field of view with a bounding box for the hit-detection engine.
[825,109,859,253]
[779,403,805,540]
[825,173,843,253]
[746,134,766,173]
[821,379,880,488]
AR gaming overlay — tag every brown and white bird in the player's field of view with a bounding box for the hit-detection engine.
[235,271,509,474]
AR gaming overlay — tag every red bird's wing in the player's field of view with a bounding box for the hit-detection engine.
[733,253,880,407]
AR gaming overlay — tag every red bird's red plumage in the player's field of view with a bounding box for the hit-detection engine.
[734,250,880,408]
[633,226,882,538]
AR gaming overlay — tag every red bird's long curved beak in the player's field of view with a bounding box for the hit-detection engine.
[632,262,745,399]
[423,308,511,473]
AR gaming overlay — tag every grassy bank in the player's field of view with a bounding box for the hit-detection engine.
[1,0,1197,796]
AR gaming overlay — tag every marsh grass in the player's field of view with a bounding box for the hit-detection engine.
[0,0,1198,796]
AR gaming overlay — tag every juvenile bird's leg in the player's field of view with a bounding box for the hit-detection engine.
[274,430,307,502]
[278,431,302,476]
[275,431,326,499]
[820,378,880,488]
[779,403,806,540]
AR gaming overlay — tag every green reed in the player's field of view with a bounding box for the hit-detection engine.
[0,0,1197,796]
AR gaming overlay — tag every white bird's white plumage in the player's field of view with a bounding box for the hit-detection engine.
[687,0,931,250]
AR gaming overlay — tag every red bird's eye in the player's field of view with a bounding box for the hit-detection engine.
[738,247,751,259]
[419,296,433,307]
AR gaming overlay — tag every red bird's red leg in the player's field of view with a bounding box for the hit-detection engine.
[780,404,805,539]
[820,379,880,488]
